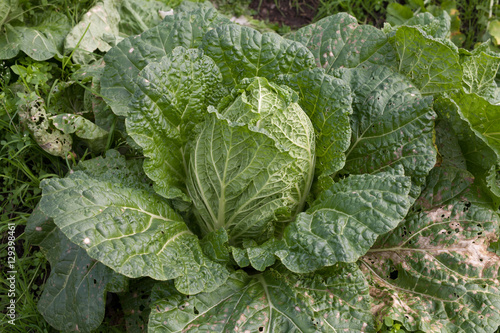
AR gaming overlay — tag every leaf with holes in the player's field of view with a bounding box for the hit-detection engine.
[361,166,500,332]
[148,264,374,333]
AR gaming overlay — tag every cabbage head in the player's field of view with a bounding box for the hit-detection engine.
[187,77,315,245]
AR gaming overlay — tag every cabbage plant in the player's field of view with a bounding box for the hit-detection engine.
[28,2,500,333]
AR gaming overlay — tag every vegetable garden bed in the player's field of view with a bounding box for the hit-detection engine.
[1,0,500,332]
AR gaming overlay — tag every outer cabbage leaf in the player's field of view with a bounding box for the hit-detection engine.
[64,0,121,64]
[128,46,222,201]
[186,78,315,244]
[402,11,451,39]
[101,5,229,116]
[148,264,374,333]
[340,65,437,199]
[434,95,500,212]
[286,12,397,72]
[26,207,127,333]
[201,24,315,91]
[393,26,462,94]
[450,92,500,157]
[276,68,352,181]
[38,170,229,295]
[361,166,500,333]
[277,171,412,273]
[460,48,500,103]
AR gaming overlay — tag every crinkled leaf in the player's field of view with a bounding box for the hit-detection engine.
[26,207,128,333]
[148,264,374,332]
[200,228,230,264]
[393,26,462,94]
[187,78,315,244]
[404,11,451,39]
[186,111,295,244]
[340,65,437,199]
[362,166,500,332]
[128,46,222,201]
[52,113,108,153]
[276,68,352,180]
[73,149,153,192]
[231,238,286,271]
[461,49,500,103]
[201,24,315,90]
[39,171,229,295]
[286,12,397,72]
[277,171,412,273]
[64,0,121,64]
[101,5,229,116]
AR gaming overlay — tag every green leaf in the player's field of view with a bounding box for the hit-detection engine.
[488,20,500,45]
[0,24,59,61]
[451,92,500,157]
[393,26,462,94]
[201,24,315,90]
[39,171,229,295]
[386,3,413,26]
[101,5,229,116]
[64,0,121,64]
[461,49,500,103]
[287,12,397,72]
[362,166,500,332]
[148,264,374,332]
[276,68,352,180]
[186,78,315,244]
[128,46,222,201]
[26,207,128,333]
[52,113,108,153]
[0,24,22,60]
[277,171,412,273]
[403,12,451,39]
[200,228,230,264]
[73,149,153,192]
[340,65,437,199]
[434,95,500,208]
[118,0,169,36]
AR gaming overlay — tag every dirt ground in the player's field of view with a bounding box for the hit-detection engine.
[250,0,319,29]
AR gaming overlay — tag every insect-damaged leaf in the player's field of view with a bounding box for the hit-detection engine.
[148,264,374,333]
[361,167,500,332]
